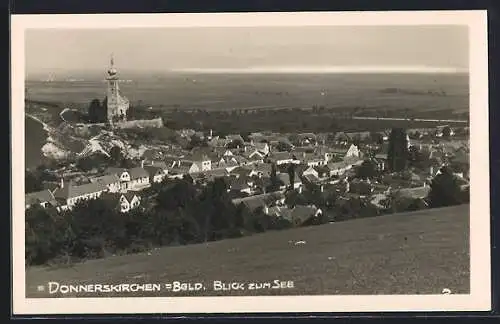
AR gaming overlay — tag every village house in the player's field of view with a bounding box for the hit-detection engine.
[187,153,212,172]
[230,166,253,179]
[217,155,239,170]
[333,132,351,145]
[228,176,253,195]
[53,179,108,210]
[143,165,167,183]
[168,160,193,179]
[249,163,273,178]
[328,159,355,177]
[373,153,388,172]
[25,189,58,209]
[106,167,132,192]
[243,149,266,164]
[127,167,151,191]
[208,136,230,148]
[297,133,317,146]
[90,174,122,193]
[265,204,322,227]
[143,160,169,173]
[394,185,431,206]
[305,156,328,167]
[268,151,300,165]
[226,134,245,144]
[202,168,230,182]
[232,191,286,213]
[278,172,303,191]
[100,192,142,213]
[253,142,270,155]
[302,173,321,185]
[303,165,331,180]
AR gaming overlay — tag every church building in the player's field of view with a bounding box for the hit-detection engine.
[104,55,129,124]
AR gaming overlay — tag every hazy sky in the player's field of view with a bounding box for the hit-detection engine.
[25,25,468,75]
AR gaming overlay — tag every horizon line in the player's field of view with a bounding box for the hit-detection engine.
[26,65,469,77]
[168,65,468,74]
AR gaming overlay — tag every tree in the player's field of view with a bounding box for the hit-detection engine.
[285,189,306,208]
[240,132,251,142]
[227,139,244,149]
[356,160,377,180]
[76,153,109,172]
[267,163,282,192]
[287,163,296,190]
[25,170,43,193]
[370,132,384,145]
[387,128,409,172]
[25,205,59,265]
[276,141,292,152]
[187,134,207,149]
[88,98,105,123]
[442,126,452,138]
[70,198,126,259]
[109,146,123,166]
[428,167,464,208]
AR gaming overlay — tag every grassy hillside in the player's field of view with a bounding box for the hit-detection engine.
[26,205,469,298]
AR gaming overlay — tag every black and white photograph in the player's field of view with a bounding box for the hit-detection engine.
[12,11,490,314]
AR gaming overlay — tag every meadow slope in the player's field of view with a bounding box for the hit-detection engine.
[26,205,470,297]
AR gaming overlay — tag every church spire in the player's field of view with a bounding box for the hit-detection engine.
[107,53,117,78]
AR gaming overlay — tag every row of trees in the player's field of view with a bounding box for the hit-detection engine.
[25,177,301,266]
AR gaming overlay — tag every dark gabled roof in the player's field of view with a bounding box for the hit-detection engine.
[53,181,107,200]
[204,168,230,178]
[122,192,140,202]
[396,186,430,199]
[226,134,244,142]
[149,161,168,169]
[252,163,273,174]
[290,205,319,223]
[314,165,331,174]
[303,174,321,183]
[269,151,293,161]
[232,191,285,211]
[128,167,149,180]
[230,166,253,177]
[143,165,164,177]
[25,189,56,205]
[106,167,128,176]
[90,174,120,186]
[229,176,250,191]
[278,173,302,186]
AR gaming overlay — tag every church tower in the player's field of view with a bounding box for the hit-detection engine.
[105,54,129,124]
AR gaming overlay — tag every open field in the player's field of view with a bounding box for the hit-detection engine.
[26,73,468,112]
[26,205,470,298]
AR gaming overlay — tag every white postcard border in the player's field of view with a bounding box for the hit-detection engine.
[11,10,491,314]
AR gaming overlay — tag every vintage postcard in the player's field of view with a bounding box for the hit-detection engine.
[12,11,490,314]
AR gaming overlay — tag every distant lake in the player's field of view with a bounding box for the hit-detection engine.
[26,73,469,112]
